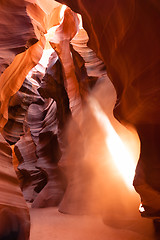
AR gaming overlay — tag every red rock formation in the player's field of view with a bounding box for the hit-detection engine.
[0,0,36,75]
[49,7,82,121]
[38,55,71,129]
[15,130,47,203]
[26,2,62,38]
[27,99,65,208]
[0,35,46,130]
[2,77,43,144]
[55,0,160,216]
[55,0,160,124]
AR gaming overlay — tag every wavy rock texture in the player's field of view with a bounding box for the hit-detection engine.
[27,99,65,208]
[26,1,62,38]
[0,0,65,131]
[71,29,105,90]
[4,63,66,208]
[14,130,47,203]
[55,0,160,215]
[0,35,46,129]
[0,0,36,75]
[49,7,82,121]
[2,66,65,208]
[0,0,68,215]
[0,133,30,239]
[38,55,71,129]
[0,1,85,212]
[2,77,43,144]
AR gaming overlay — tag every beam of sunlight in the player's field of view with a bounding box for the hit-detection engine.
[88,96,137,190]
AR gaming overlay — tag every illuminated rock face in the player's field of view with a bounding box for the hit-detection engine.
[55,0,160,214]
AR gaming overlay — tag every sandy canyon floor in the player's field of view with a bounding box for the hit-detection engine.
[30,207,157,240]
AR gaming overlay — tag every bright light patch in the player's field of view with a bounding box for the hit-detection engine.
[27,47,55,84]
[44,25,59,43]
[88,96,136,190]
[44,5,67,44]
[38,48,55,68]
[77,14,83,29]
[60,5,67,22]
[139,203,145,213]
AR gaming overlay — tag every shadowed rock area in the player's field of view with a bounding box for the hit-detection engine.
[0,133,30,239]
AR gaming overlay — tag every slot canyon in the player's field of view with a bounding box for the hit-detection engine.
[0,0,160,239]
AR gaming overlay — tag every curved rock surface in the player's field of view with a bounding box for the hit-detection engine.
[0,35,46,129]
[27,99,65,208]
[15,129,47,203]
[0,0,36,75]
[2,77,43,144]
